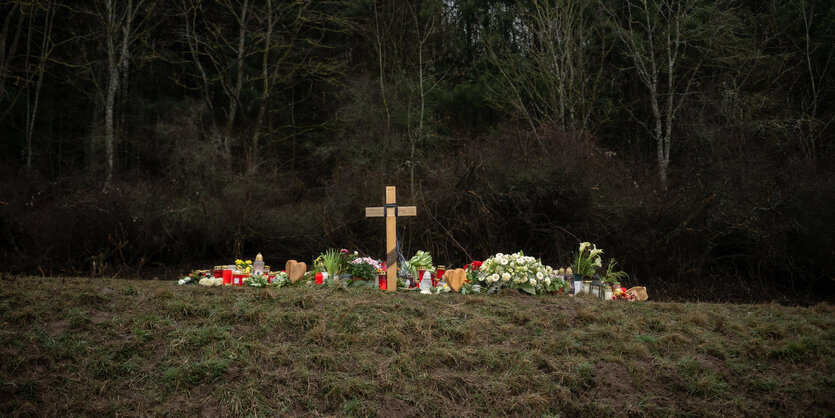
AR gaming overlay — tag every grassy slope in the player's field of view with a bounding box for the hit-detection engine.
[0,277,832,417]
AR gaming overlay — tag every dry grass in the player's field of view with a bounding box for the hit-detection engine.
[0,276,833,416]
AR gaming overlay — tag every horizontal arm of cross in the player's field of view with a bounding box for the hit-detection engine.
[365,206,417,217]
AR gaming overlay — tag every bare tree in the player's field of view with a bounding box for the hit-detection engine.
[794,0,833,162]
[603,0,718,189]
[485,0,610,132]
[24,1,56,170]
[93,0,154,189]
[0,2,27,118]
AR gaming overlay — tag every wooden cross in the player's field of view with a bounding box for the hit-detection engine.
[365,186,417,291]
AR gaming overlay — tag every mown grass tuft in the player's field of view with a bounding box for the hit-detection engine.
[0,276,832,416]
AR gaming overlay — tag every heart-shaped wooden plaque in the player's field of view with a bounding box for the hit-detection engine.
[444,268,466,292]
[285,260,307,283]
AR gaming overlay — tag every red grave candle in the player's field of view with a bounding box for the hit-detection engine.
[232,272,246,286]
[434,267,445,287]
[378,274,387,290]
[222,268,232,285]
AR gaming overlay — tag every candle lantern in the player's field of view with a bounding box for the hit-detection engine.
[589,276,605,299]
[213,266,223,278]
[253,253,265,275]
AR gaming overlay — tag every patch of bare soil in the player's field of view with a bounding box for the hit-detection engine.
[379,398,417,418]
[45,320,66,337]
[91,311,115,324]
[594,362,635,399]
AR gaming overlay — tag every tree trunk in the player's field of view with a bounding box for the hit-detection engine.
[0,5,25,104]
[249,0,272,175]
[26,3,54,170]
[223,0,249,155]
[103,0,121,189]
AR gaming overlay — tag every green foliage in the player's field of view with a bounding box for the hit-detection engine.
[320,249,342,278]
[602,259,629,285]
[346,262,377,281]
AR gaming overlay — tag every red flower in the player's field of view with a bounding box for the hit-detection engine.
[340,249,349,254]
[463,264,470,270]
[471,261,483,270]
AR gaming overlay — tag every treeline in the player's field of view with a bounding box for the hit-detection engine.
[0,0,832,301]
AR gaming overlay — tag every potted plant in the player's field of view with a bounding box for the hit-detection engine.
[572,242,603,292]
[602,258,629,288]
[602,258,629,300]
[320,249,341,284]
[347,257,383,285]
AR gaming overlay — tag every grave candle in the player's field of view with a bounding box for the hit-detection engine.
[435,266,445,287]
[253,253,265,275]
[233,270,246,286]
[213,266,223,278]
[222,267,233,285]
[378,273,387,290]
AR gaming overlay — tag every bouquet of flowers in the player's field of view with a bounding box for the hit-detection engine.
[612,286,636,301]
[243,272,269,287]
[404,250,433,281]
[235,259,253,274]
[478,251,557,295]
[270,271,290,288]
[178,270,210,285]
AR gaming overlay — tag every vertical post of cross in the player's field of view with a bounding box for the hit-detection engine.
[365,186,417,292]
[384,186,398,291]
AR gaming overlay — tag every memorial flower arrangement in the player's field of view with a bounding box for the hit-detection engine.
[174,244,640,298]
[478,251,556,295]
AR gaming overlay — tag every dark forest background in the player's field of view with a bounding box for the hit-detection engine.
[0,0,832,301]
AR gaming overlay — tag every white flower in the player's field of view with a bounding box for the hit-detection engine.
[579,242,590,253]
[501,259,509,265]
[178,279,186,285]
[501,272,511,281]
[594,257,602,268]
[544,278,551,286]
[530,278,537,287]
[536,272,544,279]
